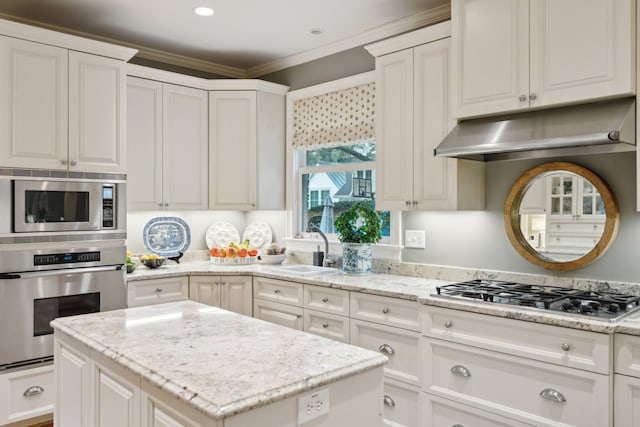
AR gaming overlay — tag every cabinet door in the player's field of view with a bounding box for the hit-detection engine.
[69,51,126,173]
[189,276,221,308]
[0,364,54,425]
[54,337,91,427]
[530,0,635,108]
[0,36,68,170]
[374,49,415,211]
[127,76,164,210]
[209,91,257,210]
[614,374,640,427]
[451,0,529,118]
[253,299,303,330]
[163,84,209,210]
[93,362,140,427]
[220,275,253,316]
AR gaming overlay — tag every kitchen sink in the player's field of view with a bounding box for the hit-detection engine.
[270,265,341,277]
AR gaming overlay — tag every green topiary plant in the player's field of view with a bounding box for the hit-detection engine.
[334,201,382,244]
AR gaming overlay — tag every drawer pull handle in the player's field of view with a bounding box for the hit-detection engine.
[383,394,396,407]
[561,343,571,351]
[322,322,329,328]
[378,343,395,355]
[539,388,566,403]
[219,281,226,286]
[23,386,44,397]
[382,307,390,314]
[322,297,329,303]
[450,365,471,377]
[444,320,453,328]
[274,289,281,294]
[296,314,302,319]
[452,425,464,427]
[155,287,163,293]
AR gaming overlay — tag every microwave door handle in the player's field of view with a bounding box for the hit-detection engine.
[1,265,122,280]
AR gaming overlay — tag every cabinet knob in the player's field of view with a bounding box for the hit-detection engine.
[158,203,163,208]
[382,307,390,314]
[519,94,527,102]
[322,322,329,328]
[529,93,537,101]
[274,289,281,294]
[405,200,412,206]
[561,343,571,352]
[539,388,567,403]
[164,203,169,207]
[322,297,329,303]
[219,281,226,286]
[23,385,44,397]
[383,395,396,407]
[450,364,471,377]
[155,287,163,293]
[61,159,68,165]
[412,200,418,206]
[70,160,77,166]
[444,320,453,328]
[378,343,395,355]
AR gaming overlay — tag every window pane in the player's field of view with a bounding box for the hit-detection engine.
[305,141,375,166]
[300,169,389,238]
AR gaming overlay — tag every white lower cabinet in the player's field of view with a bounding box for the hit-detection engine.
[614,333,640,426]
[93,360,140,427]
[189,275,253,316]
[382,378,420,427]
[303,309,349,343]
[127,276,189,307]
[0,364,54,426]
[253,299,303,330]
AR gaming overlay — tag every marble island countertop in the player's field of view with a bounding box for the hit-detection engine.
[125,260,640,335]
[51,300,387,421]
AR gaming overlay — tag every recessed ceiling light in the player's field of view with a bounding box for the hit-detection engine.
[194,6,214,17]
[309,28,325,35]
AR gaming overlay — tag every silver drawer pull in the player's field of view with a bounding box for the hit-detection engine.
[382,307,390,314]
[444,320,453,328]
[561,343,571,352]
[539,388,566,403]
[383,394,395,407]
[23,386,44,397]
[378,343,395,355]
[322,297,329,303]
[450,365,471,377]
[322,322,329,328]
[452,425,464,427]
[155,287,163,293]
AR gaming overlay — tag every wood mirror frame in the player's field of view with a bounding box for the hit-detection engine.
[503,162,619,271]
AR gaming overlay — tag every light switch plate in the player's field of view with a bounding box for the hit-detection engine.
[405,230,426,249]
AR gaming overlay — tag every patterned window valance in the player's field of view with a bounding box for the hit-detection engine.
[292,82,375,148]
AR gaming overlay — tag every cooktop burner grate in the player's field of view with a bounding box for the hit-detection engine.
[434,279,640,321]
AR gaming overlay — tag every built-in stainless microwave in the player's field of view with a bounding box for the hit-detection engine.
[0,175,126,234]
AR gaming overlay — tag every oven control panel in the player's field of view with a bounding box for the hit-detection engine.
[34,251,101,266]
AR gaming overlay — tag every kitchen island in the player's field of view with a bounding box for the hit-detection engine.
[51,300,386,427]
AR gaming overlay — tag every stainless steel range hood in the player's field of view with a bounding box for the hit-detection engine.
[435,97,636,161]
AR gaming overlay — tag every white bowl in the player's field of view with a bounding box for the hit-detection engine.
[260,254,286,265]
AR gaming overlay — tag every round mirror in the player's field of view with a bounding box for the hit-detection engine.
[504,162,619,271]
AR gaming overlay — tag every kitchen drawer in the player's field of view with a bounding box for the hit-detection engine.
[382,378,420,427]
[423,306,610,374]
[547,220,604,234]
[545,233,600,249]
[422,393,534,427]
[127,276,189,307]
[304,309,349,343]
[614,373,640,427]
[350,319,420,386]
[253,277,303,306]
[304,284,349,316]
[0,364,54,424]
[424,338,610,427]
[614,333,640,376]
[350,293,420,331]
[253,299,303,330]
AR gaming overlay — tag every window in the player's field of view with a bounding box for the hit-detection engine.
[288,73,394,244]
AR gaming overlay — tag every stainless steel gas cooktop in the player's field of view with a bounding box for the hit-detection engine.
[434,279,640,322]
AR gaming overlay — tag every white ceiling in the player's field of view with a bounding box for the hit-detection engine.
[0,0,449,78]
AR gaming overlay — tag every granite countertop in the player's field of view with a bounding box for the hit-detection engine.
[51,300,387,421]
[126,261,640,335]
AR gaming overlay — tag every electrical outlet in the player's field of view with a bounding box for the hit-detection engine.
[405,230,426,249]
[297,388,330,425]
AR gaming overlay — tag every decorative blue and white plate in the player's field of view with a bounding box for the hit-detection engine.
[143,216,191,257]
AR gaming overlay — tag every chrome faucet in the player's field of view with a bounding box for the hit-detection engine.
[307,225,337,267]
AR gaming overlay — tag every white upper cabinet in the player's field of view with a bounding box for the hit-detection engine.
[366,22,485,211]
[0,20,135,173]
[209,89,286,211]
[127,75,208,211]
[452,0,636,119]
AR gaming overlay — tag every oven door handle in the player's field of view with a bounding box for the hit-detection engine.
[0,265,123,280]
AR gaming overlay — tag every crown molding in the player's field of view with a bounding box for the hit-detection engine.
[133,48,247,79]
[245,3,451,78]
[365,21,451,57]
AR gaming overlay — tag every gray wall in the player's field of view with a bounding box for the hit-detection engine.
[259,52,640,284]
